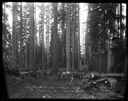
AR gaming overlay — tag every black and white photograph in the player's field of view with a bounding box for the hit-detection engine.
[2,2,127,99]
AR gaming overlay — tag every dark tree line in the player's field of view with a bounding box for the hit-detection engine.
[2,3,127,77]
[2,3,81,77]
[85,3,127,73]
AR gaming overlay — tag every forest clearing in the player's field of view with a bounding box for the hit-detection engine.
[2,2,127,99]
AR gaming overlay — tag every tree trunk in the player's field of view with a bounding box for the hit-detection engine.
[74,3,77,70]
[25,11,28,70]
[107,40,114,73]
[77,3,80,71]
[71,4,75,71]
[12,3,18,70]
[45,8,50,69]
[66,3,71,72]
[61,3,65,68]
[120,3,123,39]
[84,4,90,66]
[28,3,34,71]
[25,41,28,70]
[51,3,58,75]
[124,58,127,80]
[19,3,23,68]
[39,4,45,78]
[34,4,36,71]
[117,4,120,38]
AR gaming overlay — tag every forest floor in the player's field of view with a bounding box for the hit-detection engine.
[5,73,125,99]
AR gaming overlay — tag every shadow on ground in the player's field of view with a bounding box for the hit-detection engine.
[5,73,125,99]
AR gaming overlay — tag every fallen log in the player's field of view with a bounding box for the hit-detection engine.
[83,73,124,87]
[19,71,33,75]
[89,73,124,80]
[5,68,20,76]
[101,73,124,78]
[79,77,109,91]
[79,73,122,91]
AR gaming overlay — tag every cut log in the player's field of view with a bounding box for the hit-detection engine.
[5,68,20,76]
[89,73,124,79]
[19,71,33,75]
[79,77,110,91]
[101,73,124,78]
[79,72,124,91]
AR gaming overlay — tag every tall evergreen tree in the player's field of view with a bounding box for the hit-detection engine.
[12,2,18,70]
[19,3,23,68]
[2,3,12,70]
[76,3,80,70]
[28,3,35,71]
[51,3,58,74]
[39,4,45,77]
[66,3,71,72]
[71,3,75,71]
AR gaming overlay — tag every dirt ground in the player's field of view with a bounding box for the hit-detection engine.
[5,73,125,99]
